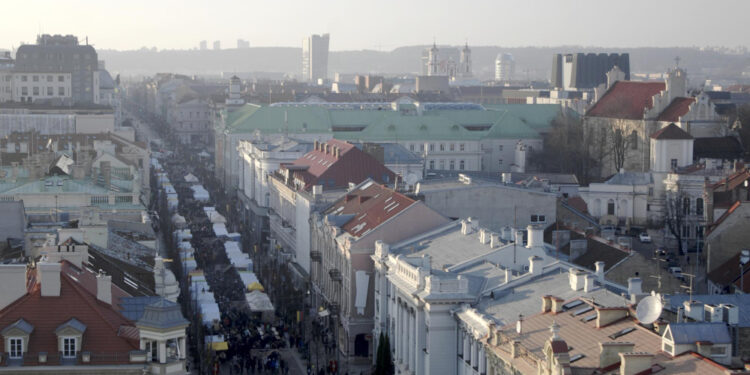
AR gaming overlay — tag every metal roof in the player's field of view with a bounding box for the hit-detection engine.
[666,323,731,344]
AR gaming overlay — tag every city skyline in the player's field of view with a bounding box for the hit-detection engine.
[2,0,750,51]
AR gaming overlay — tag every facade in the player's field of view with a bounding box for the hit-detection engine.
[0,51,11,103]
[551,52,630,90]
[0,103,117,138]
[414,175,557,231]
[423,43,473,81]
[168,98,212,145]
[580,171,653,227]
[310,181,450,361]
[302,34,330,83]
[13,34,99,104]
[215,99,563,193]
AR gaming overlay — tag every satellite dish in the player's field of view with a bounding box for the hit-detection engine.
[635,295,663,324]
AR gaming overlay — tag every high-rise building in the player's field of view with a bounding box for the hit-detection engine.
[551,53,630,90]
[14,34,98,104]
[213,40,221,50]
[495,53,515,81]
[302,34,330,83]
[237,39,250,49]
[199,40,207,50]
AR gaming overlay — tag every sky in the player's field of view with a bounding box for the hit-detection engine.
[3,0,750,51]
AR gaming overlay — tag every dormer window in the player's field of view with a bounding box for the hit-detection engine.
[2,319,34,360]
[62,337,77,358]
[55,318,86,359]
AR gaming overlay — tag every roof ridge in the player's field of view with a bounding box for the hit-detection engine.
[61,272,135,342]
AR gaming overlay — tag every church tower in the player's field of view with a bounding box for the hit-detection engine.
[427,42,440,76]
[460,42,472,77]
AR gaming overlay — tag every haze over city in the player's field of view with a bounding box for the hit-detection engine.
[3,0,750,50]
[2,3,750,375]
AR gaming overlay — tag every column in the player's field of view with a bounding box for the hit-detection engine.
[396,302,402,363]
[479,347,486,375]
[179,337,186,360]
[463,330,470,363]
[415,309,425,375]
[159,340,167,364]
[404,306,410,369]
[408,309,414,370]
[470,339,477,369]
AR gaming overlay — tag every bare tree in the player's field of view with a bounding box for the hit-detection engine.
[664,191,688,256]
[609,120,633,173]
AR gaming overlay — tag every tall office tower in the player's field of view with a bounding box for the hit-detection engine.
[213,40,221,50]
[302,34,330,83]
[551,53,630,90]
[237,39,250,49]
[199,40,208,50]
[495,53,515,81]
[14,34,98,104]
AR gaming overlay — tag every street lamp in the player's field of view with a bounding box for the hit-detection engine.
[739,250,750,293]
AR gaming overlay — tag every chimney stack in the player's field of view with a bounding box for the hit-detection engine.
[0,264,29,311]
[627,278,643,303]
[526,224,544,249]
[619,352,654,375]
[460,220,473,235]
[584,274,596,292]
[515,230,524,246]
[529,256,542,275]
[569,268,586,291]
[598,342,635,369]
[490,233,500,248]
[39,262,62,297]
[96,271,112,305]
[595,261,605,282]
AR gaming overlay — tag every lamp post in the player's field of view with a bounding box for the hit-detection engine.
[739,250,750,294]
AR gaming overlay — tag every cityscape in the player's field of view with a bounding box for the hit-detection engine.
[2,2,750,374]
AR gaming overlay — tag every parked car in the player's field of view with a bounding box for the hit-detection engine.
[639,232,652,243]
[654,248,667,257]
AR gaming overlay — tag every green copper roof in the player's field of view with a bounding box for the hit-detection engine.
[224,103,564,140]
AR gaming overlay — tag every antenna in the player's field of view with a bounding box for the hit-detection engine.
[634,294,663,324]
[681,273,696,302]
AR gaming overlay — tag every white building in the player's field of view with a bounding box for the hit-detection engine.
[495,53,514,82]
[302,34,330,83]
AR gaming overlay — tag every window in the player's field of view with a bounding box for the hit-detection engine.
[429,160,435,170]
[498,145,503,151]
[429,144,434,151]
[683,197,691,214]
[32,87,39,96]
[528,146,533,153]
[459,160,465,170]
[696,198,704,215]
[696,226,704,239]
[47,75,53,82]
[21,87,28,96]
[648,187,654,196]
[440,143,445,151]
[460,143,465,151]
[32,75,39,82]
[47,87,53,96]
[9,338,23,359]
[420,144,425,152]
[671,159,678,169]
[58,75,64,82]
[449,160,455,170]
[409,144,415,152]
[439,160,445,170]
[21,75,27,82]
[663,343,673,354]
[530,215,538,222]
[450,143,455,151]
[607,199,615,215]
[630,131,638,149]
[498,159,503,166]
[710,346,727,356]
[62,337,76,358]
[58,87,65,96]
[539,215,546,223]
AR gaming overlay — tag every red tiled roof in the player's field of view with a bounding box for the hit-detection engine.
[657,97,695,122]
[709,168,750,191]
[285,139,395,190]
[707,252,750,293]
[706,201,741,235]
[586,81,666,120]
[324,181,414,237]
[0,264,138,365]
[61,261,131,307]
[650,123,693,140]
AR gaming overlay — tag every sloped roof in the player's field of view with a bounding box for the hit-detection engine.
[657,97,695,122]
[666,323,731,344]
[1,318,34,335]
[323,180,414,237]
[706,251,750,294]
[586,81,666,120]
[694,137,744,160]
[0,269,138,365]
[651,123,693,140]
[285,139,395,190]
[136,298,189,330]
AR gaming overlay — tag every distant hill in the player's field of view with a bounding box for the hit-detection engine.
[100,46,750,82]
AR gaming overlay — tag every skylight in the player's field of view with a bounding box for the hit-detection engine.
[573,306,594,316]
[608,327,635,340]
[570,354,585,363]
[562,300,584,311]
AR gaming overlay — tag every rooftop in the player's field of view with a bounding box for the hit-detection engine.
[651,123,693,140]
[586,81,666,120]
[657,97,696,122]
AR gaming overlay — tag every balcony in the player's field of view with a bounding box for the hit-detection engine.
[329,268,342,282]
[311,251,322,262]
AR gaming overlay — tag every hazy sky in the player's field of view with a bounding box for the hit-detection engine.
[3,0,749,51]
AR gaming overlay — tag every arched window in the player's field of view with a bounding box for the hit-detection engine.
[696,198,704,215]
[683,197,691,214]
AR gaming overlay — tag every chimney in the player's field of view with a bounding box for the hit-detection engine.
[312,185,323,196]
[515,230,524,246]
[584,274,596,292]
[516,315,523,334]
[595,261,605,282]
[505,268,511,284]
[541,295,552,313]
[569,268,586,291]
[529,256,542,275]
[96,271,112,305]
[526,224,543,249]
[469,217,480,231]
[479,228,489,244]
[627,277,643,303]
[619,352,654,375]
[599,342,635,369]
[596,307,629,328]
[704,304,722,322]
[460,219,472,235]
[684,301,704,322]
[0,264,29,311]
[490,233,500,248]
[38,262,62,297]
[511,340,521,358]
[314,140,319,151]
[551,297,565,314]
